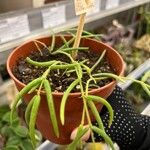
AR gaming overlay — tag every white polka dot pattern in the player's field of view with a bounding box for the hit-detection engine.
[90,86,150,150]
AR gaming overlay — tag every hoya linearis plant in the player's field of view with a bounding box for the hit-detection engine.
[10,30,114,149]
[10,30,150,149]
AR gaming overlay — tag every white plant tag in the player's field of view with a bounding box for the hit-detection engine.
[74,0,95,15]
[106,0,119,10]
[42,5,66,29]
[87,0,100,16]
[7,15,30,40]
[0,20,11,44]
[0,14,30,44]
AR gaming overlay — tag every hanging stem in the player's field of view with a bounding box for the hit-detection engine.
[72,13,86,59]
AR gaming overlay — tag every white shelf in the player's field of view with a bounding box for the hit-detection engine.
[0,0,150,54]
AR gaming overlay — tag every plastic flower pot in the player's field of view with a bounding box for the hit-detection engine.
[7,36,125,144]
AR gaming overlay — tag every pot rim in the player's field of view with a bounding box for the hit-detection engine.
[7,36,125,97]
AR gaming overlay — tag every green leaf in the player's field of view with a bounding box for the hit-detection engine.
[44,79,59,137]
[29,95,41,146]
[86,95,114,127]
[2,112,11,123]
[14,126,28,138]
[11,118,20,127]
[25,95,37,125]
[87,100,105,131]
[0,105,10,119]
[60,79,80,125]
[91,50,106,73]
[67,125,89,150]
[6,136,21,146]
[1,126,14,137]
[92,126,115,150]
[0,122,3,128]
[11,77,42,124]
[2,112,19,125]
[4,145,19,150]
[141,84,150,97]
[142,71,150,82]
[20,139,34,150]
[49,33,55,52]
[35,130,42,143]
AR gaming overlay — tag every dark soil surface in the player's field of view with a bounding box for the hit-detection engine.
[13,49,115,92]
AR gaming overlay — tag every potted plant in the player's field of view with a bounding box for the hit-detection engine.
[7,9,150,149]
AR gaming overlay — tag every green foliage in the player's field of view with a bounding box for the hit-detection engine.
[67,125,89,150]
[138,7,150,35]
[0,105,41,150]
[10,30,150,149]
[44,79,59,137]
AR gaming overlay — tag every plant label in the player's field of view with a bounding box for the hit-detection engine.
[0,20,11,44]
[87,0,101,16]
[42,5,66,29]
[106,0,119,10]
[0,15,30,44]
[74,0,95,15]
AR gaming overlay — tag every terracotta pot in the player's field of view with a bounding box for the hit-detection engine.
[7,36,125,144]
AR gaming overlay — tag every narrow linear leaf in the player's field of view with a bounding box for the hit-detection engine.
[66,31,76,38]
[33,40,49,52]
[82,34,102,39]
[141,71,150,82]
[53,47,88,55]
[87,100,105,131]
[52,50,74,62]
[141,84,150,97]
[67,28,93,36]
[44,79,59,137]
[76,63,83,79]
[29,95,41,146]
[10,78,42,124]
[60,35,69,48]
[58,37,75,50]
[85,78,95,96]
[26,57,60,67]
[28,84,40,94]
[91,50,106,72]
[60,79,80,125]
[81,63,91,75]
[66,28,101,40]
[49,34,55,52]
[86,95,114,127]
[25,95,37,125]
[93,73,125,83]
[50,63,78,70]
[92,126,115,150]
[67,125,89,150]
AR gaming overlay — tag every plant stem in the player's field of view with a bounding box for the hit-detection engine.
[79,80,95,143]
[72,13,86,59]
[49,34,55,53]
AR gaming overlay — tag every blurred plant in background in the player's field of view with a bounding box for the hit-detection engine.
[0,105,42,150]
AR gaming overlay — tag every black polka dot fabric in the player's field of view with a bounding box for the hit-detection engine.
[90,86,150,150]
